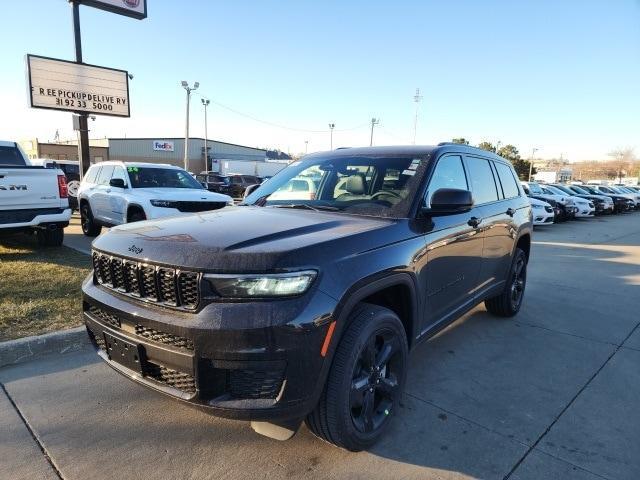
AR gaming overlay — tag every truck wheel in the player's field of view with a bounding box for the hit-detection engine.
[305,303,408,451]
[485,247,527,317]
[36,228,64,247]
[81,204,101,237]
[128,210,146,223]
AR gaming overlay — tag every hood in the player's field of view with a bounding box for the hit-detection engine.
[136,187,231,201]
[92,206,398,272]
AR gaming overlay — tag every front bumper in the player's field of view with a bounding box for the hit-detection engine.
[82,277,334,422]
[532,209,554,225]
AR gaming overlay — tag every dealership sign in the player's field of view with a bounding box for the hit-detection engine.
[78,0,147,19]
[26,54,130,117]
[153,141,174,152]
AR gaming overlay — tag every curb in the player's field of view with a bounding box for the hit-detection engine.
[0,327,89,369]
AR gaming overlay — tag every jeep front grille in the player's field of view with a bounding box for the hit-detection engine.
[92,251,200,310]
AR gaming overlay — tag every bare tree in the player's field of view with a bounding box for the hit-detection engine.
[608,148,636,182]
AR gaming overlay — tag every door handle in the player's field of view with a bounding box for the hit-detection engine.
[467,216,482,228]
[506,208,516,217]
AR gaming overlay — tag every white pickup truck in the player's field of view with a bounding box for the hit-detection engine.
[0,141,72,246]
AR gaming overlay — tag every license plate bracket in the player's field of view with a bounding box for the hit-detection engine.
[103,332,144,374]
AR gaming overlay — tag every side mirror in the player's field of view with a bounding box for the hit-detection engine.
[243,183,261,200]
[423,188,473,215]
[109,178,127,189]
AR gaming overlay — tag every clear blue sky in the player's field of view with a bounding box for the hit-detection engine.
[1,0,638,160]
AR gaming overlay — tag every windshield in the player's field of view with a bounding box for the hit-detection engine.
[527,183,544,194]
[543,185,565,195]
[551,184,574,195]
[570,186,589,194]
[243,154,429,218]
[127,167,204,189]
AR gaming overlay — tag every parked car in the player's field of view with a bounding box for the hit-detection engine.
[579,185,633,213]
[195,173,234,196]
[550,183,610,215]
[268,176,318,201]
[613,186,640,207]
[0,141,71,246]
[31,159,81,211]
[564,184,614,214]
[529,197,555,225]
[589,185,638,211]
[540,185,595,217]
[82,144,532,450]
[226,174,262,198]
[520,181,576,221]
[77,161,233,237]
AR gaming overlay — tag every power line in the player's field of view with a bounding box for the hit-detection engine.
[195,94,368,133]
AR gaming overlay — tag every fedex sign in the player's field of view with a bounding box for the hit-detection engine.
[153,140,174,152]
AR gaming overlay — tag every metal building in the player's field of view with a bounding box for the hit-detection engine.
[108,137,267,173]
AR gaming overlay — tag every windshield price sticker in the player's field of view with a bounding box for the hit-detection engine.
[127,167,139,173]
[408,159,421,170]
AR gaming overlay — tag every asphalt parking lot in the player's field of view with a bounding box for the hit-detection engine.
[1,213,639,480]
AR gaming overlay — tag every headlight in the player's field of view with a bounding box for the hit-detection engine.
[532,204,542,209]
[206,270,317,298]
[150,199,178,208]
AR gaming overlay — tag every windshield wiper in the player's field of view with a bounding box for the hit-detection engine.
[273,204,340,212]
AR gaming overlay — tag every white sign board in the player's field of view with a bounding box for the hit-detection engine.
[153,140,174,152]
[79,0,147,19]
[27,55,130,118]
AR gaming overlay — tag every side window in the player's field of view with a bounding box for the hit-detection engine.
[425,155,468,206]
[494,162,520,199]
[466,158,499,205]
[84,166,100,184]
[111,166,127,185]
[96,165,114,185]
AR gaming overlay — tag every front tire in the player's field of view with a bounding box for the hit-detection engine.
[485,247,527,317]
[128,210,146,223]
[80,203,101,237]
[305,303,408,451]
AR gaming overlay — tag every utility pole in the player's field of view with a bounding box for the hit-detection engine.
[529,147,538,181]
[304,140,309,154]
[71,1,91,179]
[369,118,380,146]
[328,123,335,150]
[202,98,210,173]
[413,88,422,145]
[181,81,199,172]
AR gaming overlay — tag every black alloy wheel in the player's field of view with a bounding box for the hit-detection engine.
[305,303,408,451]
[509,254,527,312]
[485,247,527,317]
[350,329,403,434]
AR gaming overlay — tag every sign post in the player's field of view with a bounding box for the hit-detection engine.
[71,1,91,179]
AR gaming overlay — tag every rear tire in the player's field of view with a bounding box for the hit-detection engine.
[35,228,64,247]
[485,247,527,317]
[80,203,101,237]
[305,303,408,451]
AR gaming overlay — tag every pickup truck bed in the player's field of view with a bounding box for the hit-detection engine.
[0,142,72,246]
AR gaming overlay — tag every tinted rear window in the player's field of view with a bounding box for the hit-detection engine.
[494,162,520,198]
[0,146,26,166]
[466,158,499,204]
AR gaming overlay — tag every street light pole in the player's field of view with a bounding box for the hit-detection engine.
[413,88,422,145]
[181,80,199,172]
[202,98,210,173]
[304,140,308,154]
[370,118,380,146]
[529,147,538,181]
[328,123,335,150]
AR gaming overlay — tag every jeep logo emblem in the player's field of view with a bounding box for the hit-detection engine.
[128,245,143,255]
